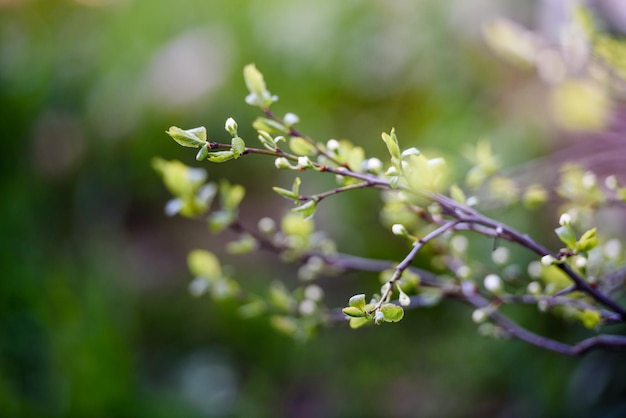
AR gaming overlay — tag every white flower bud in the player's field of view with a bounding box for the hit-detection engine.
[275,157,292,169]
[527,281,542,295]
[491,247,510,265]
[392,224,408,237]
[304,284,323,302]
[484,274,502,293]
[363,158,383,172]
[400,147,421,158]
[299,299,316,315]
[224,117,238,136]
[283,112,300,126]
[582,171,596,189]
[326,139,340,151]
[541,254,557,266]
[188,277,210,297]
[472,308,488,323]
[456,265,471,279]
[297,156,313,169]
[258,217,276,234]
[465,196,479,207]
[527,261,542,279]
[451,235,468,253]
[559,213,572,227]
[575,256,587,269]
[374,310,385,324]
[605,175,618,190]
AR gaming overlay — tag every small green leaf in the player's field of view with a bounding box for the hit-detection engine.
[208,210,236,233]
[231,137,246,158]
[273,187,298,201]
[257,130,277,150]
[196,144,209,161]
[221,181,245,211]
[292,199,317,220]
[226,234,258,254]
[342,307,366,318]
[450,184,466,203]
[252,117,287,133]
[580,309,601,329]
[291,176,301,197]
[207,151,235,163]
[188,250,222,279]
[349,294,366,311]
[244,64,278,108]
[381,129,400,160]
[575,227,598,253]
[270,315,298,336]
[289,137,317,156]
[167,126,207,148]
[349,317,371,329]
[555,225,577,249]
[238,299,267,318]
[380,303,404,322]
[269,281,293,311]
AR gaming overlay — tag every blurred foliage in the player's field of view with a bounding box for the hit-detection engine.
[1,0,626,417]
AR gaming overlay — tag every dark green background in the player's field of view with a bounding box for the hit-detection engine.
[1,1,625,417]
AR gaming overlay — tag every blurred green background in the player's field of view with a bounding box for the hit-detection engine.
[2,0,626,417]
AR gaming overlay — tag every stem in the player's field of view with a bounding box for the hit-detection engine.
[298,181,381,203]
[369,220,459,313]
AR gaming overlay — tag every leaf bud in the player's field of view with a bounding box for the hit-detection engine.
[224,117,238,136]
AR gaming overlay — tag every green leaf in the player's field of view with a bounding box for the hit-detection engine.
[208,210,236,233]
[289,137,317,156]
[349,294,366,311]
[342,307,366,318]
[238,299,267,318]
[381,129,400,160]
[257,130,277,150]
[231,137,246,158]
[349,317,371,329]
[188,250,222,279]
[244,64,278,108]
[269,281,293,311]
[272,187,298,201]
[555,225,577,249]
[221,180,245,211]
[580,309,601,329]
[207,151,235,163]
[292,177,301,197]
[270,315,298,336]
[450,184,466,203]
[226,234,258,254]
[166,126,207,148]
[575,227,598,253]
[252,117,287,134]
[380,303,404,322]
[152,158,207,199]
[196,144,209,161]
[292,199,317,220]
